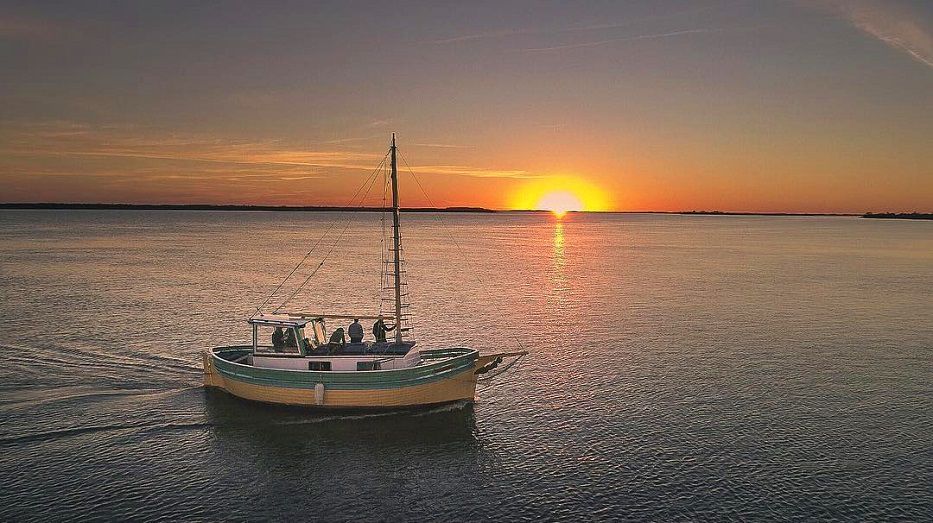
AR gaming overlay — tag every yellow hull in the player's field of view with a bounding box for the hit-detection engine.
[203,351,479,409]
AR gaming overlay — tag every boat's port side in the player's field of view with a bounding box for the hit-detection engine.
[207,346,478,389]
[204,345,480,408]
[252,354,403,371]
[203,346,250,387]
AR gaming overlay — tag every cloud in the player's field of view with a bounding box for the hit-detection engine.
[0,121,381,170]
[321,134,385,145]
[0,121,534,187]
[430,3,737,45]
[818,0,933,69]
[432,28,536,44]
[519,28,722,52]
[406,164,535,179]
[409,143,474,149]
[363,119,392,128]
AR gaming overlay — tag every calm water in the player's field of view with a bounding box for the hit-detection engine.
[0,210,931,521]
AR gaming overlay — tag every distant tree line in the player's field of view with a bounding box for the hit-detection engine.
[0,203,496,213]
[863,212,933,220]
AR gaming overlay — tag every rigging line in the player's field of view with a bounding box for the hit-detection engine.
[252,152,389,318]
[273,159,386,312]
[398,152,468,259]
[477,353,526,386]
[253,153,387,317]
[274,169,383,313]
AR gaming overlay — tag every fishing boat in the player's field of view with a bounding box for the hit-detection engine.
[203,134,525,409]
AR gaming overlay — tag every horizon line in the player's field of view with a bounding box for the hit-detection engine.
[5,202,929,217]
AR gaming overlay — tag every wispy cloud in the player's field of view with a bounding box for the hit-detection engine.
[430,3,738,45]
[1,121,380,170]
[4,120,512,193]
[410,143,475,149]
[0,121,532,195]
[321,134,384,145]
[817,0,933,69]
[363,119,392,129]
[519,28,723,53]
[433,28,536,44]
[407,164,535,179]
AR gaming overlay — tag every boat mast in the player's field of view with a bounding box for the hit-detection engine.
[389,133,404,343]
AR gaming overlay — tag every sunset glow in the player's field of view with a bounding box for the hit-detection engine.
[537,191,583,218]
[0,2,930,213]
[511,177,610,213]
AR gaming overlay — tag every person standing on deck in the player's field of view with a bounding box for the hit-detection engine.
[348,319,364,343]
[328,328,346,353]
[372,318,396,343]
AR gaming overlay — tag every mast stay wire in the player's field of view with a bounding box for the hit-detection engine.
[398,152,468,260]
[272,156,386,313]
[251,151,390,318]
[399,149,524,358]
[396,150,466,340]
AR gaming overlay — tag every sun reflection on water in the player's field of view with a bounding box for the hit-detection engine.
[551,220,567,296]
[553,221,564,267]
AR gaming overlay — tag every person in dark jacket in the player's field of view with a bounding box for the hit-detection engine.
[348,319,364,343]
[372,318,396,343]
[328,327,346,353]
[272,327,285,351]
[283,328,298,349]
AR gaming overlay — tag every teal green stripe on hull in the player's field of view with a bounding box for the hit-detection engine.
[210,346,478,391]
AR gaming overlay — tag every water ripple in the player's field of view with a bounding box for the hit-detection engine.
[1,211,931,521]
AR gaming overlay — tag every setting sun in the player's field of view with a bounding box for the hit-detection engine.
[511,176,610,213]
[537,191,583,218]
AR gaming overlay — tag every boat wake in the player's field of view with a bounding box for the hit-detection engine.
[270,399,473,426]
[0,385,182,411]
[0,418,213,447]
[0,341,201,393]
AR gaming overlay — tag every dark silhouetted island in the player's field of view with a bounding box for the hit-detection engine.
[862,212,933,220]
[0,203,496,213]
[3,204,929,219]
[678,210,856,217]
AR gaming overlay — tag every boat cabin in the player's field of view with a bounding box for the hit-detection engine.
[246,315,417,371]
[249,316,319,355]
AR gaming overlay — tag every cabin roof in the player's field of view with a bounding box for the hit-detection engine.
[247,315,318,328]
[248,312,389,328]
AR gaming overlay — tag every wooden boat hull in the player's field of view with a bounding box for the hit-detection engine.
[204,346,482,409]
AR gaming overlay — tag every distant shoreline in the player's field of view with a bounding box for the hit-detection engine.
[861,212,933,221]
[0,203,927,218]
[0,203,496,213]
[675,210,858,217]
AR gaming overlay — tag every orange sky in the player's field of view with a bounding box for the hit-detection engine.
[1,1,931,213]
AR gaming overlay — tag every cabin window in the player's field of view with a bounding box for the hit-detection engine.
[312,321,326,347]
[254,325,303,355]
[357,361,382,371]
[295,327,309,352]
[308,361,331,371]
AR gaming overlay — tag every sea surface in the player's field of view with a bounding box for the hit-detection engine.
[0,210,931,521]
